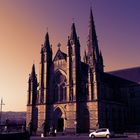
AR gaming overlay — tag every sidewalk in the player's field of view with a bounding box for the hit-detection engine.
[30,135,88,140]
[124,132,140,138]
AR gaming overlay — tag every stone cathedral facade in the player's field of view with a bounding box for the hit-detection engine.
[26,9,140,135]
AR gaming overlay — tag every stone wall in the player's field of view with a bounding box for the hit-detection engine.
[37,104,46,132]
[26,105,32,128]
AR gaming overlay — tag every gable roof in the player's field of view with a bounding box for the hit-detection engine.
[53,49,67,61]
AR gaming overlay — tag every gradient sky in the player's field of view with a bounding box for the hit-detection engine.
[0,0,140,111]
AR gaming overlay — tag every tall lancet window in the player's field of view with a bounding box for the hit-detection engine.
[54,71,66,102]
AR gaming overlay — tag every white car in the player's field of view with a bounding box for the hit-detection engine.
[89,128,112,138]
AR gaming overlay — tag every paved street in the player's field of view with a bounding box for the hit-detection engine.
[30,135,140,140]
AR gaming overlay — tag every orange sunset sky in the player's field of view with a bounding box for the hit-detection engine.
[0,0,140,111]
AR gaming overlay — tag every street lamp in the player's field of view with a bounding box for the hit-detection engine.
[74,121,77,135]
[0,98,5,125]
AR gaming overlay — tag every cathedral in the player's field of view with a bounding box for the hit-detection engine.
[26,9,140,135]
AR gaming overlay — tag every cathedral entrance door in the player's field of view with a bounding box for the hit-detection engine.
[57,118,64,132]
[53,107,64,132]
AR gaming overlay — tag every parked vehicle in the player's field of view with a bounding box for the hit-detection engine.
[89,128,113,138]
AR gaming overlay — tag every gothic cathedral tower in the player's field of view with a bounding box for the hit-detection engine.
[85,8,104,130]
[26,64,38,134]
[37,32,52,133]
[67,23,81,102]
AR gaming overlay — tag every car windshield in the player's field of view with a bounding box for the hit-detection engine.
[102,128,107,131]
[96,128,107,133]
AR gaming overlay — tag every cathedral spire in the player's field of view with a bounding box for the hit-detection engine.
[41,31,52,64]
[99,51,103,63]
[99,50,104,72]
[28,63,38,105]
[88,8,100,62]
[31,64,36,79]
[70,23,78,43]
[67,36,71,46]
[44,32,51,49]
[39,30,52,104]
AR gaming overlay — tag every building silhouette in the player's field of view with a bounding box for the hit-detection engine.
[26,9,140,135]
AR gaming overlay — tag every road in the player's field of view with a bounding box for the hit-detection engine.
[30,135,140,140]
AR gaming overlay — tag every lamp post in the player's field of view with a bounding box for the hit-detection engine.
[0,98,5,125]
[74,121,77,135]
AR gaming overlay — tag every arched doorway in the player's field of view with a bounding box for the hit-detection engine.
[57,118,64,131]
[53,107,64,132]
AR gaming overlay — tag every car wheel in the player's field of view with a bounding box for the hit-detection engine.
[91,134,95,138]
[106,134,110,138]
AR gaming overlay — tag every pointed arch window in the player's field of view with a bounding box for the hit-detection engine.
[54,71,66,103]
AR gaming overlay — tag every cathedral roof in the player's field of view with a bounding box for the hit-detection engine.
[101,72,137,87]
[53,49,67,61]
[109,67,140,83]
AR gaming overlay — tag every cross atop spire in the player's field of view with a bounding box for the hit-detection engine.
[57,42,61,50]
[46,27,48,32]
